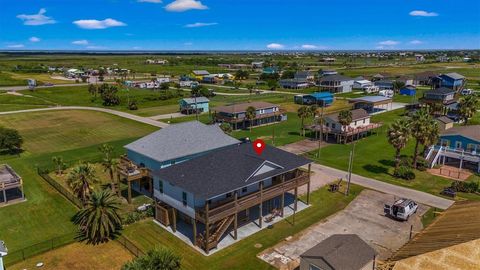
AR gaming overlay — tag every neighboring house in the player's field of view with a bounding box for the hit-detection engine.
[294,71,315,82]
[146,59,168,65]
[432,73,466,91]
[371,73,389,81]
[321,57,336,63]
[201,74,218,84]
[397,76,414,86]
[350,96,393,113]
[414,71,438,86]
[0,164,24,205]
[421,87,456,106]
[436,55,449,62]
[251,61,264,69]
[262,67,279,75]
[300,234,376,270]
[191,70,210,81]
[427,125,480,172]
[120,121,240,202]
[399,85,416,96]
[374,80,394,90]
[64,68,85,78]
[179,97,210,115]
[324,109,371,132]
[320,70,338,76]
[212,101,286,130]
[353,79,373,89]
[318,74,354,93]
[0,240,6,270]
[415,54,425,62]
[294,92,334,106]
[435,116,454,131]
[279,78,309,89]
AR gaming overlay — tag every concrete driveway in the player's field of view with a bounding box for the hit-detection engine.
[259,190,429,269]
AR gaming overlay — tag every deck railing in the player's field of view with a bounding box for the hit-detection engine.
[196,171,309,223]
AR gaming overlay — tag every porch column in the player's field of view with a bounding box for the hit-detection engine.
[172,209,177,232]
[20,179,24,200]
[259,181,263,228]
[234,191,238,240]
[294,187,298,212]
[460,152,464,170]
[148,178,153,196]
[307,164,311,205]
[127,180,132,204]
[192,218,197,245]
[280,175,285,217]
[2,185,6,204]
[205,202,210,254]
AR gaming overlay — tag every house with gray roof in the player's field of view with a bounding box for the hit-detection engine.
[179,97,210,115]
[318,74,354,93]
[300,234,376,270]
[432,72,466,91]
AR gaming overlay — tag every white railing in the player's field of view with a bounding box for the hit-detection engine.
[431,146,443,167]
[425,146,435,161]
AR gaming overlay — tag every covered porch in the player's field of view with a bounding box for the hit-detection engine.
[0,164,25,206]
[304,123,382,144]
[116,155,153,203]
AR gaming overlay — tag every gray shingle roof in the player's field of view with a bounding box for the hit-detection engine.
[192,70,210,75]
[326,109,369,122]
[320,74,353,82]
[441,125,480,141]
[124,121,239,163]
[153,143,311,199]
[425,87,456,95]
[301,234,376,270]
[182,97,210,104]
[443,72,465,80]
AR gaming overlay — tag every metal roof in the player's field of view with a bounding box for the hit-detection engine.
[124,121,239,163]
[319,74,353,82]
[154,142,311,199]
[441,125,480,141]
[182,97,210,104]
[350,95,392,103]
[442,72,465,80]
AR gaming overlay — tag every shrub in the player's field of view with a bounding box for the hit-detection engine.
[394,166,416,180]
[128,100,138,110]
[415,157,428,171]
[451,181,479,193]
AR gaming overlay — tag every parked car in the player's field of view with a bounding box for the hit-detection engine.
[384,198,418,221]
[461,89,473,95]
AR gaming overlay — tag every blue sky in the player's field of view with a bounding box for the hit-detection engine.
[1,0,479,50]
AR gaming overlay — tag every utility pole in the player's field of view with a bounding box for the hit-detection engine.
[346,142,356,196]
[317,105,324,158]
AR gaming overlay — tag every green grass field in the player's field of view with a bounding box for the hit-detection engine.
[0,110,158,254]
[307,109,480,200]
[122,184,364,270]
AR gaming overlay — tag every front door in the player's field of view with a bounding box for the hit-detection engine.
[455,141,462,150]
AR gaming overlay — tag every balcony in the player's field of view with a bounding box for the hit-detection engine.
[117,155,151,181]
[215,110,284,123]
[196,170,309,224]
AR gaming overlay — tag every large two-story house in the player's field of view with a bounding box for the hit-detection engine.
[421,87,457,108]
[318,74,354,93]
[212,101,286,130]
[118,121,312,254]
[431,73,466,91]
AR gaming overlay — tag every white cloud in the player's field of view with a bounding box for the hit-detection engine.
[184,22,217,28]
[138,0,162,3]
[184,42,193,46]
[72,40,89,45]
[29,37,40,42]
[7,44,25,48]
[17,8,56,26]
[86,45,107,50]
[132,46,142,50]
[266,43,285,49]
[410,40,423,45]
[409,10,438,17]
[301,44,318,49]
[73,18,126,29]
[165,0,207,12]
[378,40,399,46]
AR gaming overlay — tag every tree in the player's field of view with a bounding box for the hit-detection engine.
[219,122,232,134]
[458,95,479,125]
[393,81,406,92]
[88,84,98,98]
[308,105,318,124]
[191,86,202,121]
[99,144,118,189]
[338,110,353,132]
[52,156,66,175]
[387,118,411,169]
[73,189,122,244]
[267,79,278,90]
[122,247,181,270]
[0,127,23,154]
[280,70,296,79]
[297,106,309,135]
[101,85,121,106]
[410,109,432,168]
[245,106,257,132]
[423,119,439,156]
[159,82,170,91]
[67,162,98,203]
[234,70,249,80]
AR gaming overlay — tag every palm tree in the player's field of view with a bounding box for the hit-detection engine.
[458,95,479,125]
[410,109,432,168]
[191,86,201,121]
[73,189,122,244]
[52,156,66,175]
[338,110,353,132]
[122,247,181,270]
[387,118,411,169]
[67,162,98,204]
[297,106,309,135]
[245,106,257,132]
[308,105,318,124]
[99,144,118,192]
[423,119,439,156]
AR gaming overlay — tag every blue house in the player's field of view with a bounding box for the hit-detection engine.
[399,85,416,96]
[427,125,480,172]
[432,73,466,91]
[179,97,209,115]
[262,67,279,75]
[119,122,312,254]
[294,92,334,106]
[374,80,394,90]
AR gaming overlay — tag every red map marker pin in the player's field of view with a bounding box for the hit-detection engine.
[253,139,266,155]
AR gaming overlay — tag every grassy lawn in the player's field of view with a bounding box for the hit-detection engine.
[9,241,133,270]
[306,109,480,201]
[0,110,158,255]
[2,71,77,86]
[122,184,364,270]
[0,110,157,154]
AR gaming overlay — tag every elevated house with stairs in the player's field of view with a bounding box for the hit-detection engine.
[117,121,312,254]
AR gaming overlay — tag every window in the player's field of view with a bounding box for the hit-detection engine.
[363,119,366,124]
[332,123,336,129]
[226,192,232,198]
[182,192,187,206]
[242,187,247,193]
[326,122,329,127]
[455,141,462,149]
[440,139,450,147]
[466,143,476,152]
[159,180,164,194]
[354,120,357,125]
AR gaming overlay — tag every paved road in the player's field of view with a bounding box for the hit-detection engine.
[0,106,169,128]
[310,163,454,209]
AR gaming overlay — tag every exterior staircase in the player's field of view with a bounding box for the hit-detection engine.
[197,215,235,252]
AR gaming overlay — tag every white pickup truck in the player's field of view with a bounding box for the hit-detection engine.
[384,198,418,221]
